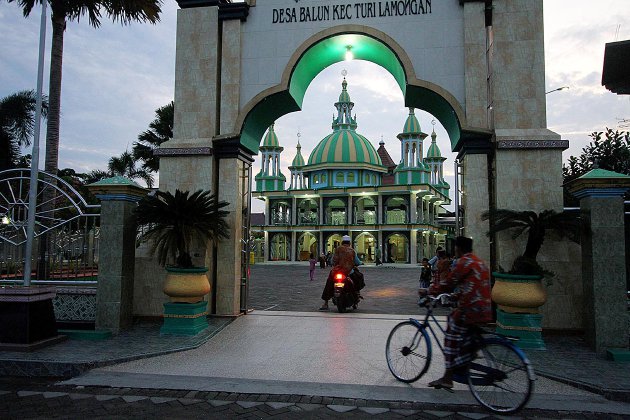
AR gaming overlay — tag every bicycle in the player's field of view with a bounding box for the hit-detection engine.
[385,293,535,414]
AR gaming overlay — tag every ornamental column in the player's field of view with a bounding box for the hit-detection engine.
[566,169,630,357]
[87,177,147,334]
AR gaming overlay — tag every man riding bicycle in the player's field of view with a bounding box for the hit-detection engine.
[420,236,492,389]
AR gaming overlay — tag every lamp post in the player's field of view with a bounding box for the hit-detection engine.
[23,1,48,286]
[545,86,569,94]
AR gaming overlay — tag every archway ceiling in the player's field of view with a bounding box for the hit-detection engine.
[240,33,463,156]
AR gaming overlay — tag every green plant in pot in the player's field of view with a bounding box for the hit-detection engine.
[481,209,578,349]
[481,209,579,313]
[136,189,230,304]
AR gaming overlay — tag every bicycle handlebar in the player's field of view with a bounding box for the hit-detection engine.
[418,292,455,308]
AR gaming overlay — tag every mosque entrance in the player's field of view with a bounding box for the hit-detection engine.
[149,0,569,318]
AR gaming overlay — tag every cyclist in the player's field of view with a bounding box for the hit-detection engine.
[420,236,492,389]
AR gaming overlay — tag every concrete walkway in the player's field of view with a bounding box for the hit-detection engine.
[64,311,630,415]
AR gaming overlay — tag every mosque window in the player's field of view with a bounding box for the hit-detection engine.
[322,174,327,183]
[364,174,370,184]
[372,175,376,184]
[314,175,319,184]
[336,172,345,183]
[347,172,355,183]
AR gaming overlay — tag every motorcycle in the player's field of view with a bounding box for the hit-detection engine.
[332,271,360,313]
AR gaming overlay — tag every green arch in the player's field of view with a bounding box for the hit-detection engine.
[240,33,462,154]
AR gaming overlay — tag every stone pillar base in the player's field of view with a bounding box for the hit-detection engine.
[496,309,545,350]
[161,302,209,336]
[0,286,66,351]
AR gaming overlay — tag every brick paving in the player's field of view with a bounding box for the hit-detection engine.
[248,263,449,315]
[0,380,627,419]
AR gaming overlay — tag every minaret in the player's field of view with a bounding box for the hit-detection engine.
[289,133,306,190]
[424,123,449,195]
[255,123,286,191]
[394,108,429,185]
[331,77,358,131]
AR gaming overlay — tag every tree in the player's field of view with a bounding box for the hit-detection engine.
[83,151,154,187]
[481,209,579,277]
[0,90,47,171]
[563,128,630,205]
[7,0,162,177]
[133,100,173,173]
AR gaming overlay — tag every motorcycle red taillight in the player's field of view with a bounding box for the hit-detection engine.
[335,273,344,280]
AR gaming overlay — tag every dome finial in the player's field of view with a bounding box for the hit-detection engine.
[379,135,385,146]
[431,119,437,137]
[296,131,301,148]
[408,107,415,115]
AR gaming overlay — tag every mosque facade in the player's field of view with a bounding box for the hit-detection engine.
[252,78,453,264]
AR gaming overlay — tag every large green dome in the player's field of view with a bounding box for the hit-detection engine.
[307,129,384,170]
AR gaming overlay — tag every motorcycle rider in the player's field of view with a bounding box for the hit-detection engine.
[319,235,363,310]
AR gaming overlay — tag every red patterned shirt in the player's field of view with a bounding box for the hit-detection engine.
[429,252,492,325]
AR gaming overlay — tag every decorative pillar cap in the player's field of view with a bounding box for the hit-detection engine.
[87,176,147,202]
[565,168,630,199]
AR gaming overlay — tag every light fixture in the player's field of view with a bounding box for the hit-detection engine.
[1,215,9,225]
[345,46,353,61]
[545,86,569,95]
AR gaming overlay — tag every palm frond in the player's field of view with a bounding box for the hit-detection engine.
[136,189,230,268]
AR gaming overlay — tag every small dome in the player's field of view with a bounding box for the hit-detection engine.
[426,130,443,159]
[261,124,280,148]
[338,78,352,103]
[307,129,383,170]
[291,141,305,167]
[402,108,421,134]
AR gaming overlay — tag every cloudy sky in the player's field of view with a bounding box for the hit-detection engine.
[1,0,629,214]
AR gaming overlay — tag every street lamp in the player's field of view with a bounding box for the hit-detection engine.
[545,86,569,94]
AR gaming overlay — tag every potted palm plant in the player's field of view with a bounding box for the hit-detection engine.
[481,209,578,349]
[482,209,578,312]
[136,189,229,305]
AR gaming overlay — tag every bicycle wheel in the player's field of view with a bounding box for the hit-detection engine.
[467,338,534,414]
[385,321,432,383]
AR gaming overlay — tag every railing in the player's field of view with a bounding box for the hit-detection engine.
[0,168,100,282]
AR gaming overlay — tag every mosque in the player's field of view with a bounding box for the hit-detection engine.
[251,78,453,264]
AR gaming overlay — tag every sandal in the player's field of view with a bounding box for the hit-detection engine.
[428,378,454,389]
[319,304,329,311]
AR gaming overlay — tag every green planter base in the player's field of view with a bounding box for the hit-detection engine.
[161,301,208,336]
[496,309,546,350]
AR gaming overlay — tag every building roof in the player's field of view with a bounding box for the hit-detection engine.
[579,168,630,179]
[307,129,383,169]
[290,140,305,167]
[377,139,397,171]
[261,123,281,149]
[337,78,352,103]
[602,40,630,95]
[306,78,385,172]
[401,108,421,134]
[426,130,444,159]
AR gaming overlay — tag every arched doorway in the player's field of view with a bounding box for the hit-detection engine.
[354,196,377,225]
[297,199,318,225]
[270,200,291,226]
[326,198,347,225]
[270,233,290,261]
[297,232,318,261]
[325,233,343,254]
[353,232,377,263]
[386,233,409,263]
[385,196,408,224]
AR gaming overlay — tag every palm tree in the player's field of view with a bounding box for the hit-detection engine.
[0,90,48,171]
[107,151,154,187]
[7,0,162,176]
[133,101,173,173]
[481,209,579,276]
[136,190,230,268]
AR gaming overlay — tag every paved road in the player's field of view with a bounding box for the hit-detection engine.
[248,263,447,315]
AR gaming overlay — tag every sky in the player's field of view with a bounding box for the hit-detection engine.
[1,0,629,214]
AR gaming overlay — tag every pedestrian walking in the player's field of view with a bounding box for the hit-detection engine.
[319,252,326,269]
[309,253,317,281]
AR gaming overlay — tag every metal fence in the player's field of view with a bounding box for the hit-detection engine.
[0,168,100,282]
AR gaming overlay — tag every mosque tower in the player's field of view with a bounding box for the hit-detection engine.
[255,123,286,191]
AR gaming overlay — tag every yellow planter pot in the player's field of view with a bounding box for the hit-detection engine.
[491,272,546,314]
[163,267,210,303]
